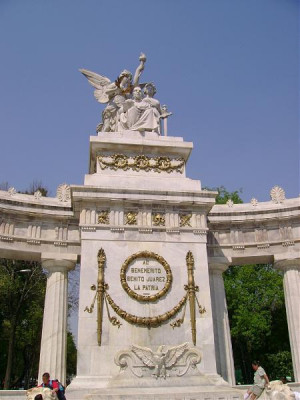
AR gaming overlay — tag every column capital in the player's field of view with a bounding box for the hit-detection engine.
[41,252,78,272]
[208,256,232,273]
[274,254,300,272]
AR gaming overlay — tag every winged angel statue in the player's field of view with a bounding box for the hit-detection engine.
[131,342,190,379]
[80,53,170,134]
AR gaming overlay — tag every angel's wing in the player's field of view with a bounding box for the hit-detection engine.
[131,344,156,367]
[80,68,111,104]
[165,342,189,368]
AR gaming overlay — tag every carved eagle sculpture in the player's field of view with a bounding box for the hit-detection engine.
[131,342,190,379]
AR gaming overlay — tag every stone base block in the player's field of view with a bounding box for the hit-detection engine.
[66,375,243,400]
[0,391,26,400]
[68,386,242,400]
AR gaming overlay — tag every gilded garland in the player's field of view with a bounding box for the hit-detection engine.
[98,154,185,174]
[106,291,187,328]
[120,251,172,302]
[84,249,206,346]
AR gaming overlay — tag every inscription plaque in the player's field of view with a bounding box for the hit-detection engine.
[120,251,172,302]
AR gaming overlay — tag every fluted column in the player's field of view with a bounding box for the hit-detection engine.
[274,256,300,382]
[209,257,235,385]
[38,253,77,385]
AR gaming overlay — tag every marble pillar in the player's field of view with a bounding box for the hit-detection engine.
[209,258,235,385]
[274,256,300,382]
[38,253,77,385]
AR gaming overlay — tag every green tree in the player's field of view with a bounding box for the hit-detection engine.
[0,183,77,389]
[209,187,292,382]
[224,265,292,383]
[67,332,77,381]
[0,260,46,389]
[214,185,244,204]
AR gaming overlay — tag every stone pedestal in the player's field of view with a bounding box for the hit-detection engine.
[274,256,300,382]
[38,253,77,385]
[209,257,235,385]
[66,132,243,400]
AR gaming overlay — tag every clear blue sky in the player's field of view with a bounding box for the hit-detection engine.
[0,0,299,202]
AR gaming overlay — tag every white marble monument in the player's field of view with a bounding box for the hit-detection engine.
[0,53,299,400]
[66,54,242,399]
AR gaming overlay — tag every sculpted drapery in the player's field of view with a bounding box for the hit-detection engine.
[80,53,170,133]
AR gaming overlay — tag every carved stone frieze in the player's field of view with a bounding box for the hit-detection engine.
[97,210,110,225]
[81,226,96,232]
[282,241,295,247]
[279,224,293,242]
[152,212,165,226]
[193,229,207,235]
[27,239,41,245]
[255,226,268,244]
[232,245,245,251]
[27,224,41,240]
[54,241,68,247]
[0,221,14,236]
[0,235,13,242]
[138,228,152,233]
[115,342,201,379]
[279,223,294,246]
[110,227,124,232]
[55,225,68,241]
[180,215,191,228]
[166,229,180,234]
[179,214,192,227]
[257,243,270,249]
[230,227,244,246]
[125,211,138,225]
[98,153,185,174]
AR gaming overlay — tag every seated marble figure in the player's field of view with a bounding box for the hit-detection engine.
[118,84,161,133]
[80,53,170,133]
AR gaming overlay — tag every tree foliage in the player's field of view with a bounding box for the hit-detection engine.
[213,185,243,205]
[211,187,292,383]
[0,259,46,389]
[67,332,77,381]
[0,183,77,389]
[0,259,78,389]
[224,265,292,383]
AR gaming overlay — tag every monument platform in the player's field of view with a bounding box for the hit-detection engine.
[67,374,243,400]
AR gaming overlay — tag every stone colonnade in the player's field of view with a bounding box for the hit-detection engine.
[36,254,300,386]
[38,253,77,385]
[208,255,300,384]
[0,188,299,386]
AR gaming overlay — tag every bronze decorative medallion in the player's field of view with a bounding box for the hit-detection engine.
[120,250,172,302]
